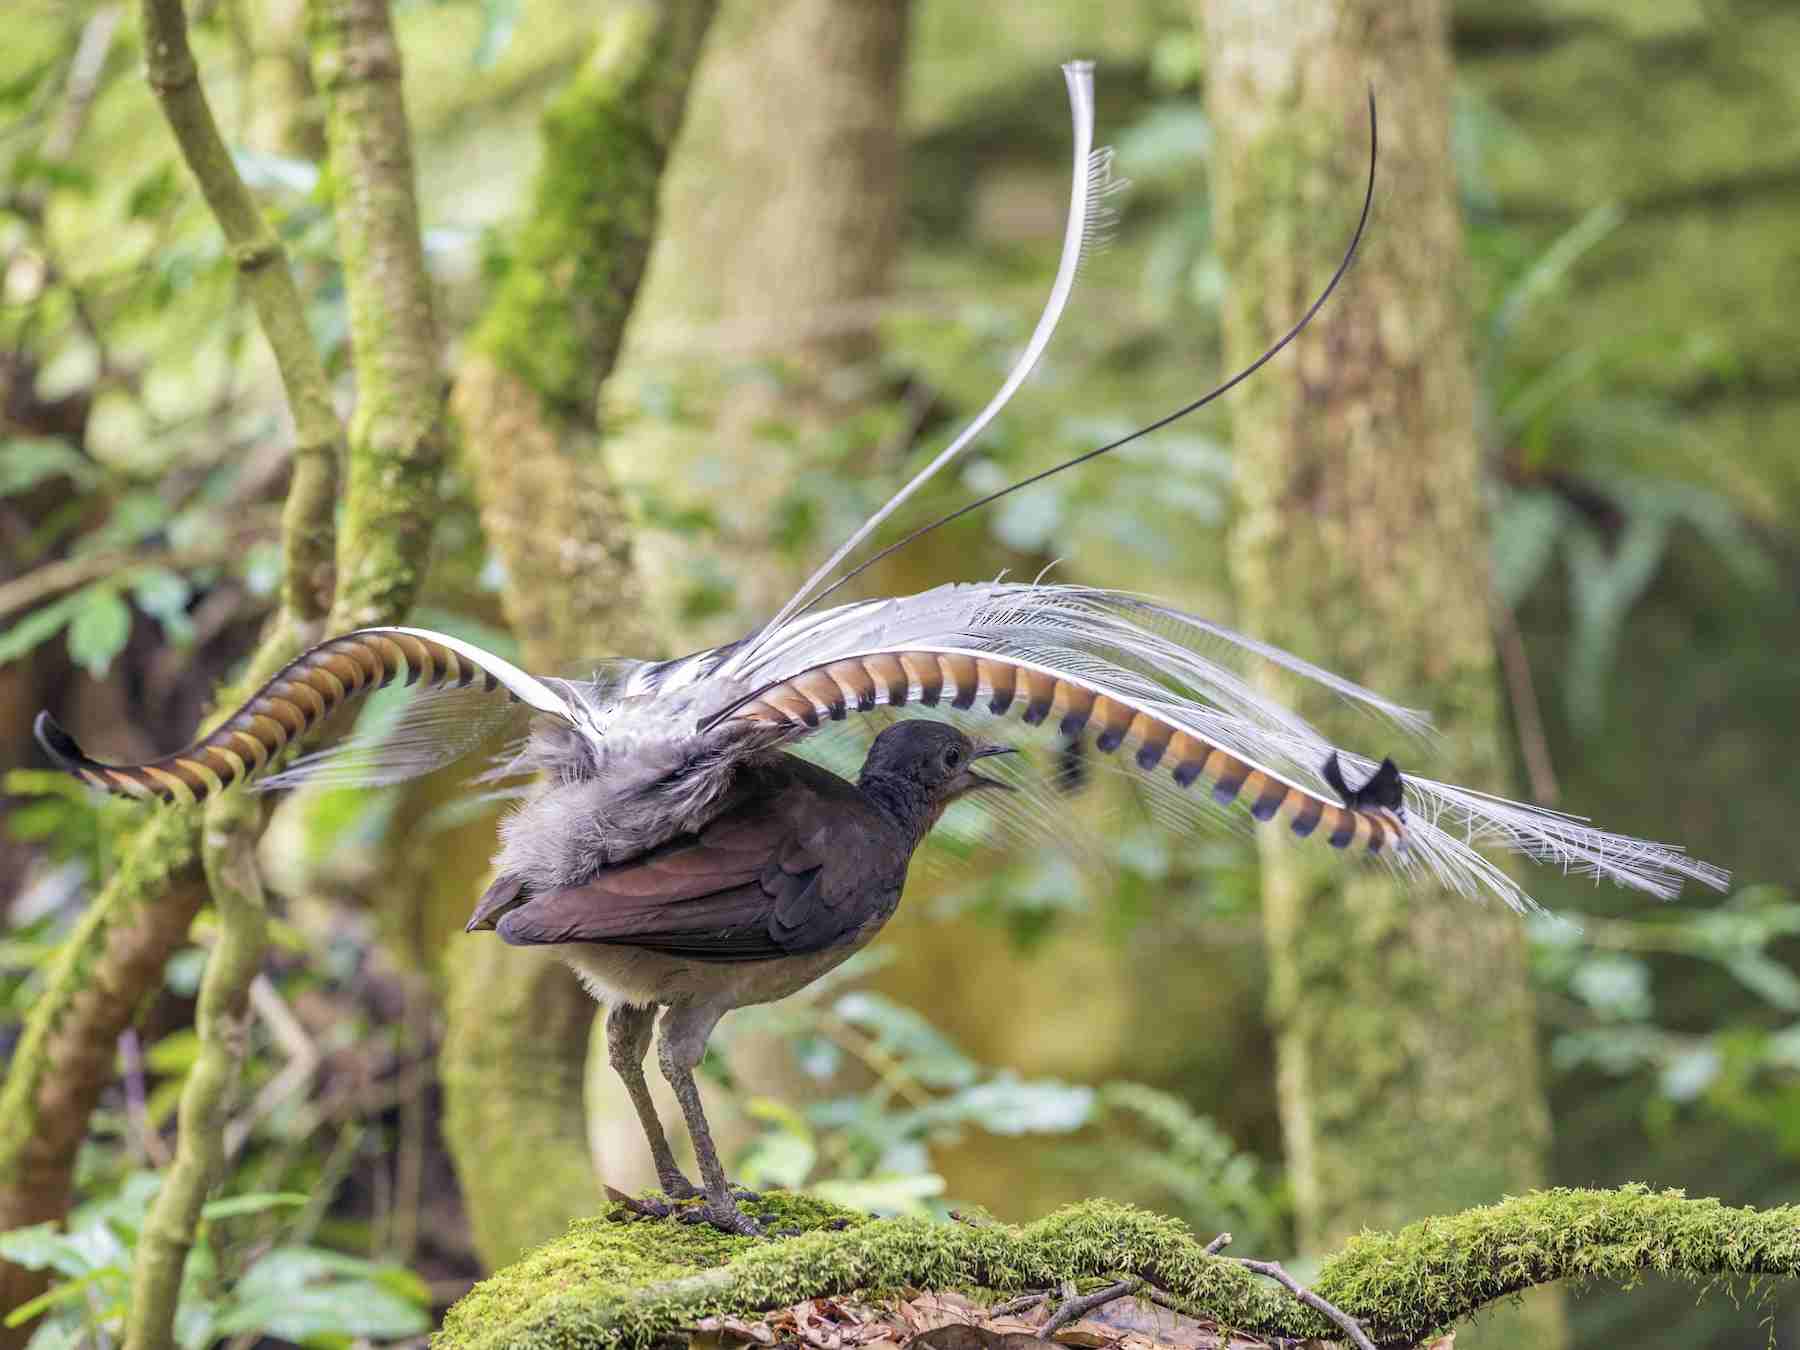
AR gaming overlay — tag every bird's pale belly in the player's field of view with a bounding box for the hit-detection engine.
[559,934,873,1010]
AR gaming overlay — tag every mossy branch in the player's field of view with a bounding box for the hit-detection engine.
[0,818,205,1342]
[438,1187,1800,1350]
[308,0,446,631]
[0,0,351,1337]
[110,0,446,1343]
[124,790,271,1350]
[140,0,342,620]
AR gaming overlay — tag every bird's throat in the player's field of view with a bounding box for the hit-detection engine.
[856,771,942,846]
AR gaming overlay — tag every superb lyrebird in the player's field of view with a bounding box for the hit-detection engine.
[34,63,1725,1236]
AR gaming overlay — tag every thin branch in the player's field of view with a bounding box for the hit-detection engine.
[139,0,341,622]
[1230,1259,1374,1350]
[1042,1279,1141,1335]
[0,530,271,623]
[307,0,446,631]
[126,790,271,1350]
[1490,591,1559,803]
[1205,1232,1233,1256]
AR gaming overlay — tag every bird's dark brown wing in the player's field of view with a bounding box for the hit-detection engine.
[491,756,907,963]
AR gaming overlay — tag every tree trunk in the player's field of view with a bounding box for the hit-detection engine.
[1199,2,1562,1340]
[440,0,716,1268]
[592,0,909,1181]
[606,0,910,643]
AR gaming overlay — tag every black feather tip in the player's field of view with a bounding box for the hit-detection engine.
[1322,752,1404,812]
[33,711,88,772]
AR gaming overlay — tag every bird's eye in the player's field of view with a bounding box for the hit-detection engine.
[944,747,963,769]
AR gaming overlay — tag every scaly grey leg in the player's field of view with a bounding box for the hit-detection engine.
[657,1002,761,1237]
[606,1001,698,1199]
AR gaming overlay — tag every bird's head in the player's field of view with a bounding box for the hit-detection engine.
[858,720,1016,809]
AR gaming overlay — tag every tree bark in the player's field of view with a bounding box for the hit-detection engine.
[1198,2,1562,1341]
[0,0,348,1330]
[607,0,911,642]
[441,0,716,1268]
[589,0,910,1185]
[121,0,446,1341]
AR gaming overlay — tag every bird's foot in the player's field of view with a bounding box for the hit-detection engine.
[656,1173,761,1206]
[676,1197,765,1237]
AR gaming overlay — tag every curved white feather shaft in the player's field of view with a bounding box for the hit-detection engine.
[728,60,1102,676]
[385,626,576,720]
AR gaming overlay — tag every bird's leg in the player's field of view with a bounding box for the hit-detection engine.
[656,1005,762,1237]
[605,1002,699,1201]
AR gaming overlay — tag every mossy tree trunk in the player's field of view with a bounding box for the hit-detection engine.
[0,0,348,1329]
[590,0,909,1184]
[1198,2,1562,1341]
[607,0,910,643]
[440,0,717,1270]
[121,0,449,1341]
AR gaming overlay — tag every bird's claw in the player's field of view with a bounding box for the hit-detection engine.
[657,1173,703,1201]
[677,1200,765,1237]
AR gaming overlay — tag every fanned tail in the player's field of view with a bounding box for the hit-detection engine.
[702,581,1727,910]
[34,627,580,805]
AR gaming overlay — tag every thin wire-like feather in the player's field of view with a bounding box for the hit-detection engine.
[256,681,525,790]
[731,61,1107,672]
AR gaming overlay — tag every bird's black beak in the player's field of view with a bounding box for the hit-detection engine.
[955,741,1018,795]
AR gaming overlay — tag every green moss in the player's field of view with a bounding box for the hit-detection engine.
[475,0,716,416]
[438,1186,1800,1350]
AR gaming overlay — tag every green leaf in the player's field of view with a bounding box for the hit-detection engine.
[3,1269,106,1328]
[200,1192,310,1222]
[810,1173,945,1215]
[65,588,132,679]
[221,1247,432,1344]
[0,1225,94,1278]
[0,439,101,497]
[131,567,194,643]
[833,991,977,1089]
[146,1028,202,1075]
[0,589,90,666]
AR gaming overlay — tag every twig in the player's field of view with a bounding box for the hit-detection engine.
[224,974,321,1158]
[1490,592,1559,804]
[1042,1278,1141,1335]
[1205,1232,1232,1256]
[44,6,123,160]
[0,535,268,623]
[989,1292,1048,1317]
[116,1030,169,1168]
[127,788,271,1350]
[1230,1259,1374,1350]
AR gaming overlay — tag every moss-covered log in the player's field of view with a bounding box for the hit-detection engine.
[437,1186,1800,1350]
[1200,9,1559,1342]
[440,0,716,1269]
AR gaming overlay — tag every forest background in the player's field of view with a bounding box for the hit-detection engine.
[2,0,1797,1347]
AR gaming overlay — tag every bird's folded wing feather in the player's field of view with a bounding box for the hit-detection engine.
[493,758,898,962]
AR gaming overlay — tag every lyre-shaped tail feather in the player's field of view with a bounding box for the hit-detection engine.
[33,627,575,806]
[707,581,1727,910]
[726,645,1404,857]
